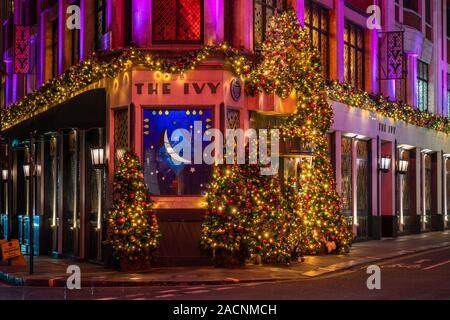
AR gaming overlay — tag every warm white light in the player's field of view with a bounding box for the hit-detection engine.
[116,148,127,162]
[379,157,391,172]
[23,165,30,178]
[90,147,105,167]
[35,164,42,176]
[397,160,409,175]
[2,169,8,181]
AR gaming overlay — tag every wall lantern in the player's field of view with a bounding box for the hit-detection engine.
[379,156,391,173]
[397,160,409,175]
[23,164,30,178]
[90,147,106,169]
[2,169,9,181]
[35,164,42,177]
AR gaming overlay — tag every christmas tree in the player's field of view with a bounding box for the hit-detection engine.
[249,8,353,254]
[201,161,298,265]
[107,151,161,263]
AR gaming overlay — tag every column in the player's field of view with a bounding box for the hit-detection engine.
[371,138,380,239]
[405,53,418,107]
[351,138,357,235]
[330,0,344,82]
[334,131,342,195]
[132,0,152,47]
[292,0,305,28]
[205,0,224,44]
[81,0,95,59]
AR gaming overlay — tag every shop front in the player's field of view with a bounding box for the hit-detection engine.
[117,68,239,265]
[0,89,107,261]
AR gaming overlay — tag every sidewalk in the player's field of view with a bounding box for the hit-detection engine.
[1,231,449,287]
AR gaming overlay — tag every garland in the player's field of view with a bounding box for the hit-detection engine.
[328,81,450,134]
[1,41,449,135]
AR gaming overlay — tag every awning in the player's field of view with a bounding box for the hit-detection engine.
[1,89,106,140]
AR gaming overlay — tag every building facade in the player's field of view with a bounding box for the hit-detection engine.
[0,0,449,265]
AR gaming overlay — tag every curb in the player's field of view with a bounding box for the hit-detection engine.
[1,243,449,288]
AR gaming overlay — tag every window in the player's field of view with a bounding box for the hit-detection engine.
[417,60,429,112]
[403,0,418,12]
[51,19,58,78]
[254,0,286,51]
[152,0,203,44]
[304,0,329,77]
[344,20,365,89]
[95,0,106,51]
[142,108,213,195]
[356,140,369,239]
[8,0,14,16]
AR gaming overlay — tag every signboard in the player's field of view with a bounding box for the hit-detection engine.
[379,31,404,80]
[230,78,242,101]
[0,239,22,260]
[14,25,31,74]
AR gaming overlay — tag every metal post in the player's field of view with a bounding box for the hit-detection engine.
[29,134,35,275]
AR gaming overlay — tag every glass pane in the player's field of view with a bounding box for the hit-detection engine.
[179,0,202,41]
[152,0,177,41]
[143,108,213,195]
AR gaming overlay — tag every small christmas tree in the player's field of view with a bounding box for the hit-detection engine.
[107,151,161,267]
[201,161,298,265]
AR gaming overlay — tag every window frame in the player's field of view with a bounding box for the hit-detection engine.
[344,20,365,90]
[253,0,287,51]
[304,0,330,78]
[152,0,205,45]
[417,60,429,112]
[95,0,107,51]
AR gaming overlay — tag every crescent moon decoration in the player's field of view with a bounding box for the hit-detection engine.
[163,129,191,164]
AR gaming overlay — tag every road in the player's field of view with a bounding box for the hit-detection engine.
[0,247,449,300]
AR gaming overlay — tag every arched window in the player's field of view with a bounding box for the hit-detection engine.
[152,0,203,44]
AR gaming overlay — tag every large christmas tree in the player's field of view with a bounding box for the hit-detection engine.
[248,9,352,254]
[107,151,161,263]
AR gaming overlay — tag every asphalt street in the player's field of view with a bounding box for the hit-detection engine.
[0,246,449,300]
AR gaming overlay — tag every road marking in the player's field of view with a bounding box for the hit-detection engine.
[414,259,431,264]
[213,287,234,291]
[422,260,450,271]
[185,290,210,294]
[155,294,176,298]
[158,289,178,294]
[125,294,145,298]
[96,297,117,300]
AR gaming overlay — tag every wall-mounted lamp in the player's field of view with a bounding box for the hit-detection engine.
[34,164,42,177]
[397,160,409,175]
[90,146,106,239]
[23,164,30,178]
[90,147,106,169]
[2,169,9,181]
[379,157,391,173]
